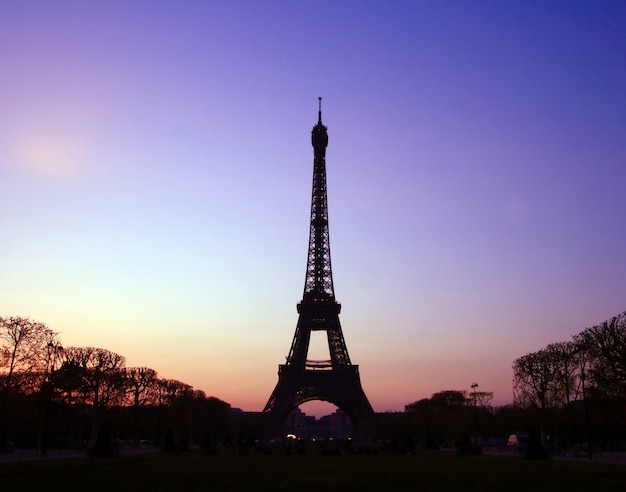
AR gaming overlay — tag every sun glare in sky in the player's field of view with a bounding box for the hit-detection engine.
[14,133,81,177]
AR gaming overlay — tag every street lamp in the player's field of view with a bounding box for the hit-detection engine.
[470,382,479,449]
[46,341,64,375]
[580,366,592,461]
[471,382,478,407]
[40,341,63,456]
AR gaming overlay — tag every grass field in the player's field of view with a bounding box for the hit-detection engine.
[2,449,625,492]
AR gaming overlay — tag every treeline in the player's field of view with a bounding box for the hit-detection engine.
[3,311,624,455]
[369,389,531,452]
[0,316,270,454]
[402,389,494,448]
[513,311,626,405]
[386,312,626,453]
[510,310,626,450]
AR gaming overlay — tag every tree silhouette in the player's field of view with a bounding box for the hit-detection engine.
[0,317,57,452]
[575,312,626,399]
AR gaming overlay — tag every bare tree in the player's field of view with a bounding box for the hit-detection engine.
[0,317,57,393]
[474,391,494,408]
[546,341,582,407]
[575,312,626,399]
[151,378,193,449]
[62,347,126,409]
[512,341,588,449]
[164,379,193,410]
[124,367,158,409]
[0,317,59,451]
[61,346,126,450]
[513,349,560,410]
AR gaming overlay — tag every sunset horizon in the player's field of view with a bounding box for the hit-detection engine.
[2,1,625,419]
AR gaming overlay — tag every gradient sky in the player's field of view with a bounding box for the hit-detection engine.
[1,1,625,417]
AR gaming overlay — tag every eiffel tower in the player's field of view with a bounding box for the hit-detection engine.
[264,99,374,426]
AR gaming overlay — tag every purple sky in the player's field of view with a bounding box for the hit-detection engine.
[1,1,625,417]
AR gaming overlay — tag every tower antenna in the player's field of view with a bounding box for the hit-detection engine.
[318,96,322,123]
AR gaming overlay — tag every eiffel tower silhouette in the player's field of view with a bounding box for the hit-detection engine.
[264,99,374,426]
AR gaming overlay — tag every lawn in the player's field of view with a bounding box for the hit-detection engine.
[1,449,625,491]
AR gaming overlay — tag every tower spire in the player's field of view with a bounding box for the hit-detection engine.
[306,99,332,299]
[318,96,322,123]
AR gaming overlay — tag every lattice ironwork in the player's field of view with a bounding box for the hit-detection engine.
[304,110,334,298]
